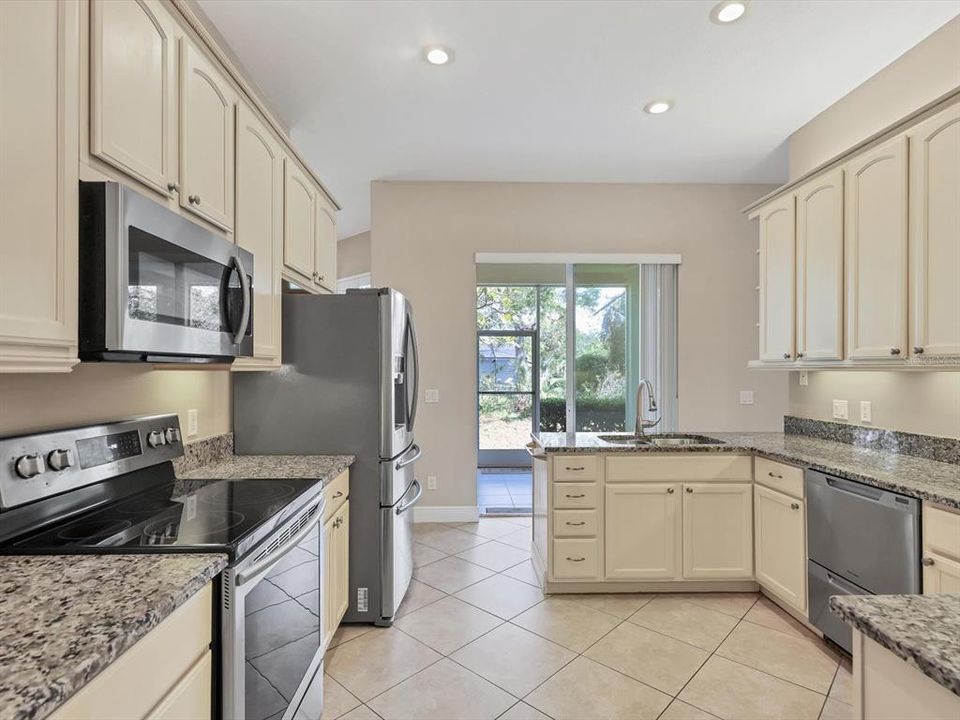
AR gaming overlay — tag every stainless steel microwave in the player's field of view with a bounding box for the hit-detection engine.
[79,182,253,363]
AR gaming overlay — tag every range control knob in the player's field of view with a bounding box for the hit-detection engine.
[164,427,181,445]
[146,430,167,448]
[14,454,45,479]
[47,448,74,472]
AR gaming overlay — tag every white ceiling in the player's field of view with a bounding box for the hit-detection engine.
[197,0,958,239]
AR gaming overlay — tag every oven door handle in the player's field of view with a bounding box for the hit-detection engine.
[231,254,251,345]
[236,502,324,587]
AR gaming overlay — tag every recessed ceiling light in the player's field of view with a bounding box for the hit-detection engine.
[710,1,748,24]
[643,100,673,115]
[424,46,452,65]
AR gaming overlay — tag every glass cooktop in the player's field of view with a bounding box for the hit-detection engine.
[11,478,323,555]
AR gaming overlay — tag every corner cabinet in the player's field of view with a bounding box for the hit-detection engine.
[754,484,807,612]
[758,195,796,362]
[234,102,283,370]
[0,0,80,373]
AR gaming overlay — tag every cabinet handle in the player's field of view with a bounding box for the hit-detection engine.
[332,491,344,499]
[685,487,693,494]
[768,472,783,479]
[667,487,675,494]
[914,346,924,355]
[922,557,935,567]
[566,557,586,563]
[790,502,800,510]
[319,274,325,282]
[167,182,179,193]
[565,466,585,471]
[188,194,201,205]
[890,347,901,356]
[796,352,804,358]
[565,493,585,499]
[565,521,586,526]
[783,353,791,360]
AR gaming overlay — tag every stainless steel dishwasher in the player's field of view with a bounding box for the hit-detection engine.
[806,469,920,653]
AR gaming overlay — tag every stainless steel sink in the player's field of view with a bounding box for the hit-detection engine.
[598,433,724,447]
[597,434,651,446]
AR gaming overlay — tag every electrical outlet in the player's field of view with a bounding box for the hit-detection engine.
[799,371,809,387]
[187,409,199,436]
[832,400,849,421]
[860,401,873,423]
[739,390,754,405]
[425,389,440,403]
[426,475,437,490]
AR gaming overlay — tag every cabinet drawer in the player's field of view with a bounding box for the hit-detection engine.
[147,651,212,720]
[755,457,804,499]
[323,470,349,522]
[552,482,597,509]
[552,539,600,579]
[924,502,960,562]
[553,455,600,481]
[606,455,752,482]
[553,509,598,537]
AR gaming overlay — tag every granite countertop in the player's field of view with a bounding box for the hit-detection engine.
[177,454,355,484]
[830,593,960,697]
[0,554,227,720]
[536,431,960,509]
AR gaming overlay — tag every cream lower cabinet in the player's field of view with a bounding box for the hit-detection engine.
[322,472,350,647]
[922,502,960,594]
[0,0,80,373]
[754,484,807,612]
[605,483,679,580]
[682,483,753,580]
[51,583,212,720]
[234,101,283,370]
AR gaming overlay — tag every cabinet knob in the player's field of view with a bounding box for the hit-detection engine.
[890,347,901,355]
[783,353,791,360]
[167,182,179,193]
[188,194,201,205]
[318,274,325,282]
[913,346,924,355]
[796,352,804,358]
[790,502,800,510]
[922,557,935,567]
[666,487,675,494]
[312,271,319,280]
[685,487,693,494]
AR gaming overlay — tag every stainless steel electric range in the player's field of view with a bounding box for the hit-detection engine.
[0,414,326,720]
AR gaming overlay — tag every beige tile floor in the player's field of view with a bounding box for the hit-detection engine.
[321,519,853,720]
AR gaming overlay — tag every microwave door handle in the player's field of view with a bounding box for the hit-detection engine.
[231,255,251,344]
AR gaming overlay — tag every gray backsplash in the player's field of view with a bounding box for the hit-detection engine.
[171,432,234,475]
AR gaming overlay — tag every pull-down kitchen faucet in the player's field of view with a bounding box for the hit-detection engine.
[635,378,661,436]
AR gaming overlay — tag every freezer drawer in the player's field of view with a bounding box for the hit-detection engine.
[807,559,870,654]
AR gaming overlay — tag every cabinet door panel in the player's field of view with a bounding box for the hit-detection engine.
[909,103,960,357]
[0,0,79,371]
[754,486,806,613]
[796,169,844,360]
[322,515,337,647]
[336,501,350,624]
[845,136,909,359]
[180,40,234,230]
[758,196,796,361]
[604,483,679,580]
[90,0,175,194]
[283,158,317,285]
[235,103,282,367]
[315,195,337,292]
[923,553,960,594]
[682,483,753,580]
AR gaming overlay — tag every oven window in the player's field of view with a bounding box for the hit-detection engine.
[127,227,237,332]
[244,528,322,720]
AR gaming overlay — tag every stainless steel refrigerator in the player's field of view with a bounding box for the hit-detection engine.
[233,289,421,625]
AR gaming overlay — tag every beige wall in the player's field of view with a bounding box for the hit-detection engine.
[789,16,960,179]
[786,15,960,440]
[0,365,231,441]
[337,231,371,279]
[789,372,959,439]
[371,181,788,507]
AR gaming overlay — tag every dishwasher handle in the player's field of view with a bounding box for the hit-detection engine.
[823,475,884,501]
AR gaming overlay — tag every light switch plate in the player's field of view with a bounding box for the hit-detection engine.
[739,390,754,405]
[187,409,199,436]
[832,400,849,420]
[860,401,873,423]
[799,371,809,387]
[427,475,437,490]
[424,389,440,403]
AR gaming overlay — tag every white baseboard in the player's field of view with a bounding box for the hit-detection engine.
[413,505,480,523]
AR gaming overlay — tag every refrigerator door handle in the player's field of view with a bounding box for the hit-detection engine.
[395,443,422,470]
[396,479,422,515]
[406,314,419,431]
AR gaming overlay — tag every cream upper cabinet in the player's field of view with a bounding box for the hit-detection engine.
[315,193,338,293]
[179,39,235,231]
[89,0,177,196]
[283,157,319,288]
[235,102,282,369]
[0,0,79,373]
[845,135,909,360]
[682,482,753,580]
[604,483,679,580]
[908,103,960,358]
[795,168,844,361]
[758,195,796,362]
[754,485,807,613]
